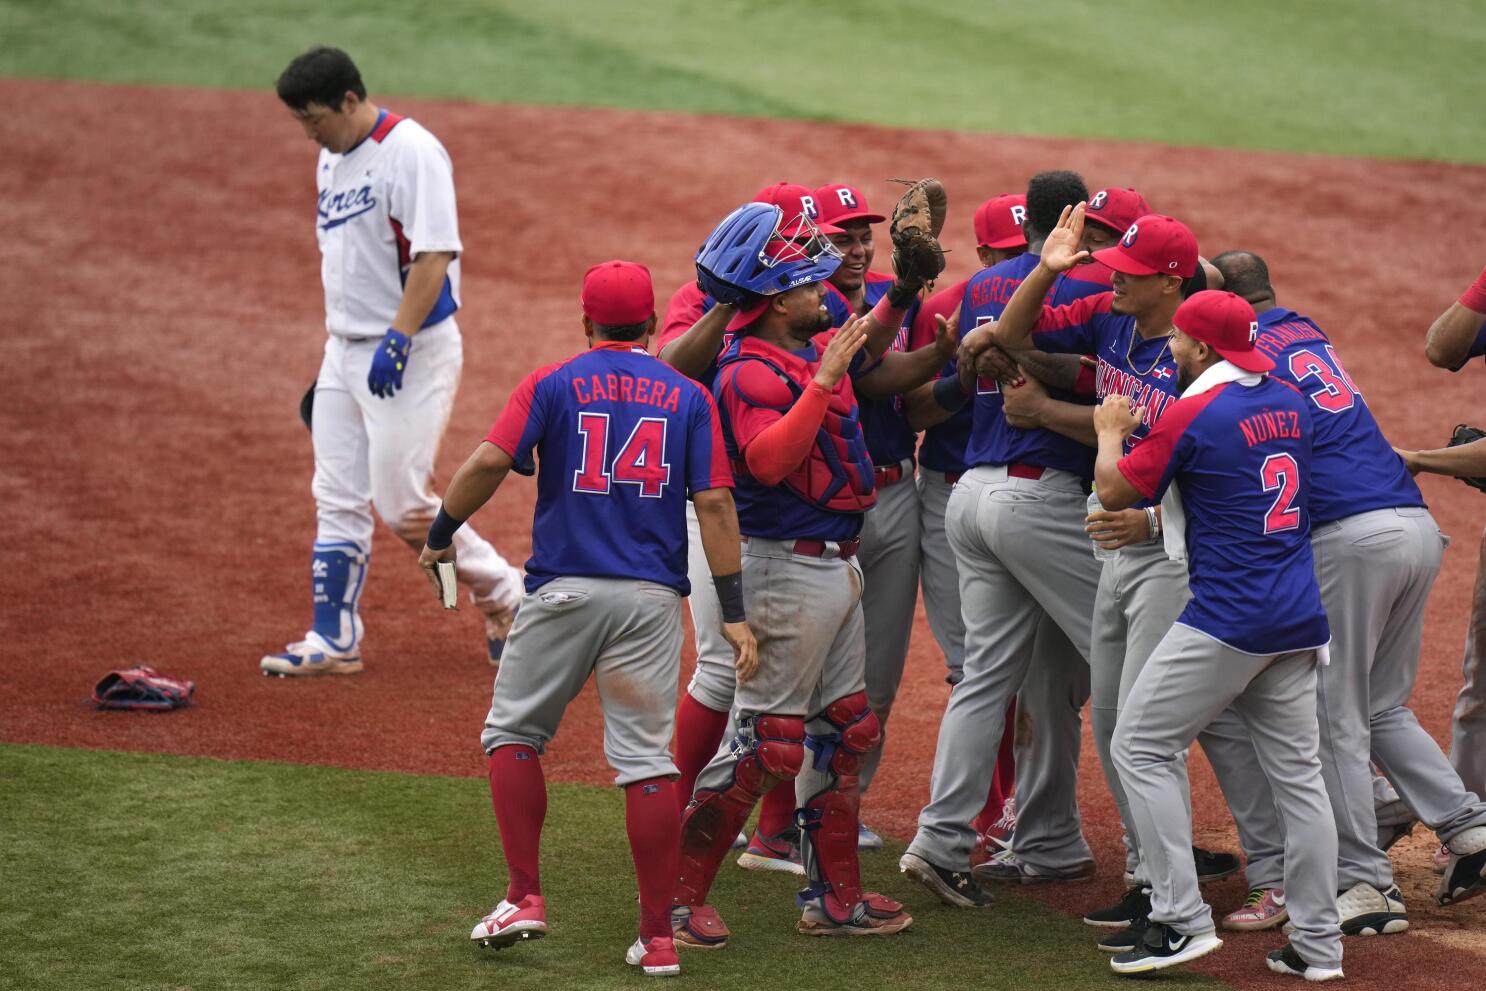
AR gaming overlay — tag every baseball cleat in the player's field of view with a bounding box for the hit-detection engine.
[625,936,681,976]
[1266,944,1344,982]
[797,892,912,937]
[1192,845,1241,883]
[1437,825,1486,905]
[736,828,805,876]
[983,796,1018,850]
[1222,887,1288,931]
[1098,916,1150,954]
[470,895,547,948]
[1084,886,1151,928]
[857,822,885,852]
[898,851,995,908]
[1334,881,1408,935]
[259,640,363,677]
[1433,842,1451,874]
[671,904,729,950]
[973,848,1096,885]
[1109,922,1221,975]
[730,830,748,850]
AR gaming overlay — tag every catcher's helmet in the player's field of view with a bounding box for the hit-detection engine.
[695,202,842,305]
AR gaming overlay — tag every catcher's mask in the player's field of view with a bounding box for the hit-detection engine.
[696,202,843,300]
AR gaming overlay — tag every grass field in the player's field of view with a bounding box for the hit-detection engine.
[1,744,1222,991]
[3,0,1486,161]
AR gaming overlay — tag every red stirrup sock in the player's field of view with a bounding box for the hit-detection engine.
[626,777,681,940]
[673,693,730,814]
[758,777,797,837]
[489,745,547,902]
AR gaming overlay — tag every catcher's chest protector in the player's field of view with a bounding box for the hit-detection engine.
[720,339,876,513]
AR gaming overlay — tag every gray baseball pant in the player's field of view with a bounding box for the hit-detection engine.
[1114,624,1341,970]
[1091,540,1284,888]
[858,462,922,796]
[907,464,1095,872]
[481,576,683,786]
[692,539,867,803]
[682,502,739,713]
[1454,524,1486,799]
[918,469,967,682]
[1313,507,1486,889]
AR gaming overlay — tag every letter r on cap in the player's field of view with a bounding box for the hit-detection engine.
[1010,204,1027,225]
[1249,321,1259,343]
[801,195,818,218]
[836,188,856,207]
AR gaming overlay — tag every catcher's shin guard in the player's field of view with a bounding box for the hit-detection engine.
[796,691,881,921]
[675,715,805,906]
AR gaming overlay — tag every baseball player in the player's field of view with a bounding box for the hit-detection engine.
[905,192,1032,851]
[423,261,755,978]
[991,207,1280,941]
[1093,290,1341,981]
[660,184,843,861]
[262,47,523,677]
[671,203,917,947]
[1214,250,1486,925]
[1418,262,1486,873]
[899,172,1115,907]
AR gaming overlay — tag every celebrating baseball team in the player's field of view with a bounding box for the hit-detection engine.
[264,47,1486,982]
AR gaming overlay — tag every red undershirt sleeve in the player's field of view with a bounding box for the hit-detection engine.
[742,381,832,485]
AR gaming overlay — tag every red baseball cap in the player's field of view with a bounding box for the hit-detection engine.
[1172,290,1273,373]
[1093,214,1198,278]
[814,183,886,227]
[1084,187,1151,234]
[973,193,1028,249]
[753,181,843,236]
[581,260,654,326]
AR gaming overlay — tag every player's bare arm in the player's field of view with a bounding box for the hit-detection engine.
[391,250,455,335]
[992,203,1089,354]
[1425,301,1486,370]
[418,441,514,595]
[692,487,758,684]
[1085,507,1157,551]
[1395,437,1486,478]
[853,311,958,400]
[657,301,736,379]
[1091,394,1144,510]
[999,371,1100,448]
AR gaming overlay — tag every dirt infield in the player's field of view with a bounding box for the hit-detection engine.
[3,77,1484,985]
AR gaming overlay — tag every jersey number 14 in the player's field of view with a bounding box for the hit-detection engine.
[572,412,672,498]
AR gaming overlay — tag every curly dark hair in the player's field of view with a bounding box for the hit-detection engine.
[1024,170,1090,242]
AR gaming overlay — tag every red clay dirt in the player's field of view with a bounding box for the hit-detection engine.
[3,77,1485,987]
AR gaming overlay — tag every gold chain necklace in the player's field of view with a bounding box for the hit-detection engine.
[1125,328,1172,378]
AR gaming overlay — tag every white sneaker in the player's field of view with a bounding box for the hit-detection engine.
[1335,882,1408,935]
[1438,825,1486,905]
[260,638,362,677]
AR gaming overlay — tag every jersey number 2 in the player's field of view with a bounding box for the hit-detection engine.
[1260,453,1301,534]
[573,413,671,498]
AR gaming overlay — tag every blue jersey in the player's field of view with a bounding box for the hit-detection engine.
[1118,375,1329,655]
[487,342,733,595]
[830,274,918,468]
[1253,307,1423,524]
[962,255,1108,475]
[1032,291,1181,454]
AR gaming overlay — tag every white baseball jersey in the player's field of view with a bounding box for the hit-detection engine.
[314,111,463,339]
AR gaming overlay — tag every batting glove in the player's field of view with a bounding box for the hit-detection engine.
[368,329,412,398]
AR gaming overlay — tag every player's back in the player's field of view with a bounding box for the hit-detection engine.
[496,343,728,595]
[1161,375,1327,653]
[1252,308,1423,523]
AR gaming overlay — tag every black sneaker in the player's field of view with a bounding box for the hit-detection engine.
[898,851,995,908]
[1193,846,1241,883]
[1098,915,1149,953]
[1266,944,1343,981]
[1109,921,1222,975]
[1083,886,1151,928]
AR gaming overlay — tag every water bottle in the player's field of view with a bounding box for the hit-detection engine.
[1087,488,1117,561]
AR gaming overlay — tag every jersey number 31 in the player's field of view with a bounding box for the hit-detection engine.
[573,412,671,498]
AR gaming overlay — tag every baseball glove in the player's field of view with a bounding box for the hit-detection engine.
[1449,423,1486,492]
[91,666,195,711]
[888,178,948,289]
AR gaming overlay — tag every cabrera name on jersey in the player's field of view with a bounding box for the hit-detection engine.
[487,344,733,595]
[315,111,461,338]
